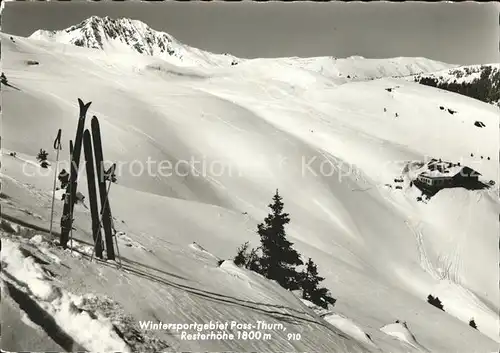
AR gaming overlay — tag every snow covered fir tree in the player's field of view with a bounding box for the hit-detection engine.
[234,190,337,309]
[257,190,303,289]
[300,258,336,309]
[1,7,499,353]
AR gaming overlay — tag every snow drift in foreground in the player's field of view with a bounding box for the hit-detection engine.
[2,238,130,352]
[2,22,499,353]
[380,321,428,352]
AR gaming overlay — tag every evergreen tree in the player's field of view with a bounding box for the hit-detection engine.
[36,149,49,168]
[300,258,322,300]
[310,287,337,309]
[300,258,336,309]
[258,189,303,290]
[234,242,250,267]
[246,246,262,272]
[469,318,477,330]
[234,241,262,272]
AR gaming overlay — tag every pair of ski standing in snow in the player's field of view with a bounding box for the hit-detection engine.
[49,99,120,263]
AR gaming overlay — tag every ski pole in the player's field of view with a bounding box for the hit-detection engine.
[104,163,121,267]
[69,147,74,255]
[90,166,122,268]
[90,178,110,263]
[49,129,62,237]
[90,184,108,264]
[109,203,122,269]
[90,193,108,262]
[96,178,122,268]
[90,172,112,263]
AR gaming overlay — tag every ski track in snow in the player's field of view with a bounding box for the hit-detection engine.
[405,220,440,281]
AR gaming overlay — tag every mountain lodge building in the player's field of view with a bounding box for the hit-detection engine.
[416,159,481,189]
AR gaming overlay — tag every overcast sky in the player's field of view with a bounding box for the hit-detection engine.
[2,1,499,65]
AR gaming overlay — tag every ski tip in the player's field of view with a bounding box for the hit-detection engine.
[77,98,92,104]
[78,98,87,109]
[78,98,92,117]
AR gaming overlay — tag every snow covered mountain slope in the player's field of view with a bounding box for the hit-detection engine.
[414,64,500,85]
[411,64,500,107]
[2,30,499,353]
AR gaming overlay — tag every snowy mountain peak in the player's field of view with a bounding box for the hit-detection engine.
[29,16,240,67]
[68,16,173,52]
[31,16,178,56]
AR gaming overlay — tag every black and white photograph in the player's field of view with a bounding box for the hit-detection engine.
[1,1,499,352]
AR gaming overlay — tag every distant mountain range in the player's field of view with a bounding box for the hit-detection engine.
[29,16,240,68]
[28,16,454,80]
[28,15,498,106]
